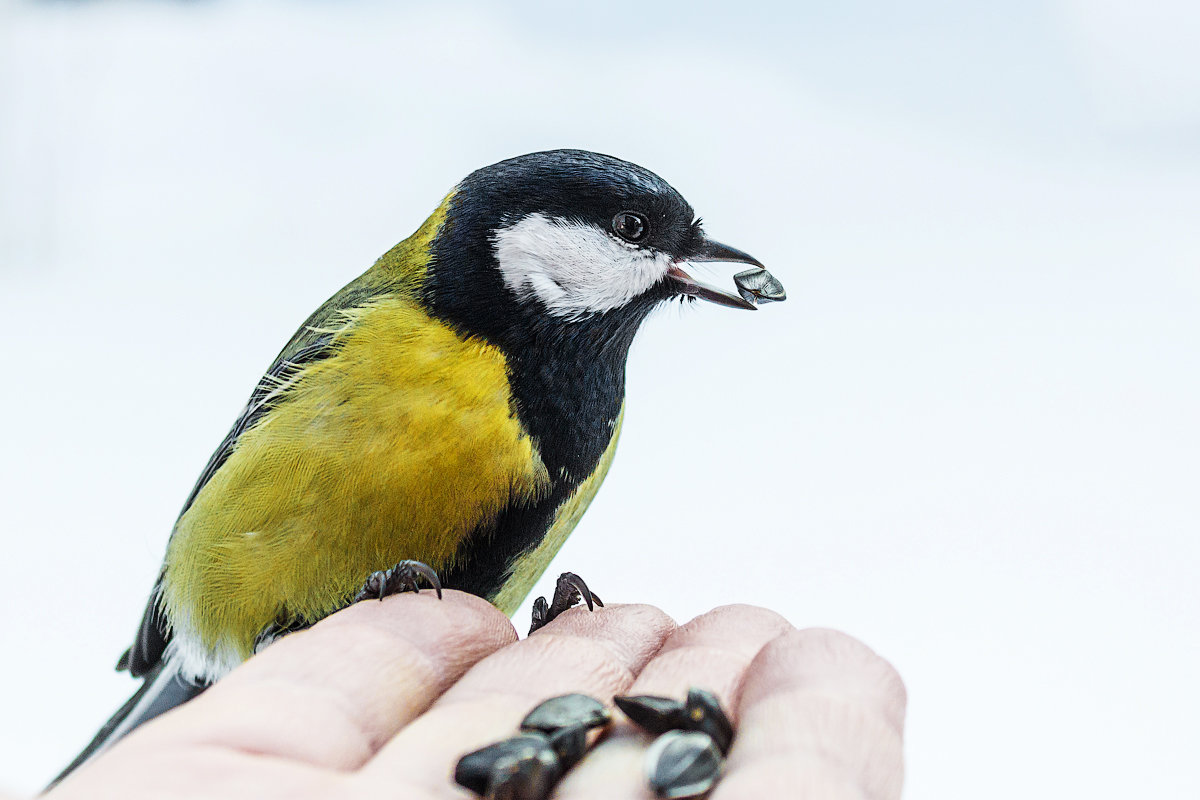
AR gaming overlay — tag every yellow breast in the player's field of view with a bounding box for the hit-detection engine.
[162,296,550,661]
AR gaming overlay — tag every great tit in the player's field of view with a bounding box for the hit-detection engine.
[55,149,783,781]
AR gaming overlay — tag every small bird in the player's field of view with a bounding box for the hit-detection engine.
[55,149,783,781]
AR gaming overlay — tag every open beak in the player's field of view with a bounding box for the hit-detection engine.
[667,235,785,310]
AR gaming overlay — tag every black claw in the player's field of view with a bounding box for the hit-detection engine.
[412,561,444,599]
[563,573,601,612]
[353,560,442,603]
[528,572,603,634]
[559,573,591,612]
[529,597,551,634]
[352,570,388,602]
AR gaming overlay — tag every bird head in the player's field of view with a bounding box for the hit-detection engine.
[425,150,782,347]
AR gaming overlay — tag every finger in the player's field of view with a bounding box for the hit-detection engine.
[51,743,346,800]
[121,591,517,770]
[713,628,907,800]
[357,603,676,793]
[618,604,794,705]
[556,604,792,799]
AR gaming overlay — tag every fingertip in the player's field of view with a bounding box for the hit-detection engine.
[525,603,677,674]
[316,589,518,650]
[705,603,794,628]
[663,604,794,654]
[726,629,907,800]
[743,627,907,732]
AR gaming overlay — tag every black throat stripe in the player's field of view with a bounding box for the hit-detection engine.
[425,196,667,599]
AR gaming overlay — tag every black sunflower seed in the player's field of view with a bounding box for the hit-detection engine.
[520,693,611,735]
[454,733,561,800]
[645,730,723,799]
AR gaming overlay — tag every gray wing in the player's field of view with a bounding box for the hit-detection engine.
[116,272,393,676]
[118,333,338,676]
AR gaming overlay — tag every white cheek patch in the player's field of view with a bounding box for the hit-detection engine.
[492,213,671,319]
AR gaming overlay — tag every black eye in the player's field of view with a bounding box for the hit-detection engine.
[612,212,648,242]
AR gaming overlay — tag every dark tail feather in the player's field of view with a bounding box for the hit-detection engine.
[49,661,205,788]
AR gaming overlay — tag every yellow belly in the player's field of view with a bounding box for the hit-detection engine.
[163,296,550,662]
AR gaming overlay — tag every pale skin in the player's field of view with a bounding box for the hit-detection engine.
[41,594,906,799]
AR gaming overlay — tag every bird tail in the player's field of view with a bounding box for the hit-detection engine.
[49,660,205,788]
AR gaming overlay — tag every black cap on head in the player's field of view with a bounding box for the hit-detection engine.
[458,149,701,258]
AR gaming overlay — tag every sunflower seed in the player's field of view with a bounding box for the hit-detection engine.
[645,730,723,799]
[733,266,786,304]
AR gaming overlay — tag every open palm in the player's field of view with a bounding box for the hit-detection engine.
[46,594,905,799]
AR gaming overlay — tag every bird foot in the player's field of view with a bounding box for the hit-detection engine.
[354,560,443,602]
[529,572,603,634]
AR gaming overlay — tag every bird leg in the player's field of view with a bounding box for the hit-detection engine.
[529,572,604,634]
[354,559,443,602]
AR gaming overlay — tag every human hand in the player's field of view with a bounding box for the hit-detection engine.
[45,592,905,799]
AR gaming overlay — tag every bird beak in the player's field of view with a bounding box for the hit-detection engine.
[667,235,783,310]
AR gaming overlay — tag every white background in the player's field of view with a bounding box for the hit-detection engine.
[1,1,1197,796]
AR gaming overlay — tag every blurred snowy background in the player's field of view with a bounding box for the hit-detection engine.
[1,0,1197,796]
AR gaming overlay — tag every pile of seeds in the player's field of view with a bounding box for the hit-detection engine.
[454,694,610,799]
[454,687,733,799]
